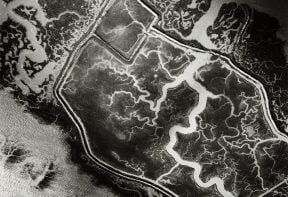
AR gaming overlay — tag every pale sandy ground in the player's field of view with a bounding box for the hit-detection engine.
[0,90,117,197]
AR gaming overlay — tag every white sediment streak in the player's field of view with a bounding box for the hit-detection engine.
[2,0,55,94]
[185,0,223,49]
[152,48,234,196]
[185,0,243,49]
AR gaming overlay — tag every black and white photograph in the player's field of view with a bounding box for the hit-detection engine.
[0,0,288,196]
